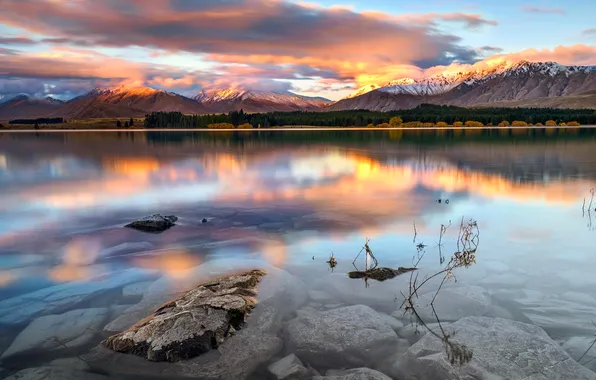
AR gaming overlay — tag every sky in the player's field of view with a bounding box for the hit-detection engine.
[0,0,595,101]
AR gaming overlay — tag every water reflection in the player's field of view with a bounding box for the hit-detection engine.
[0,129,594,294]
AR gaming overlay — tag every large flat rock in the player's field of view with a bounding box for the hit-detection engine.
[103,270,265,362]
[405,316,596,380]
[3,366,109,380]
[285,305,399,369]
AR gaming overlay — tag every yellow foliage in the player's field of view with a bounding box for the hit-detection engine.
[464,120,484,128]
[422,122,435,127]
[545,120,557,126]
[511,121,528,127]
[403,121,422,128]
[559,122,567,126]
[567,121,581,126]
[207,123,234,129]
[376,123,391,128]
[436,122,448,127]
[500,121,510,127]
[389,116,403,127]
[535,122,543,126]
[367,123,375,128]
[453,121,463,127]
[237,123,253,129]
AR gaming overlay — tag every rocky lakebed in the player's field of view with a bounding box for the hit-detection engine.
[1,254,596,380]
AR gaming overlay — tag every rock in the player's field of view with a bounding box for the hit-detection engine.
[124,214,178,233]
[285,305,399,369]
[202,218,208,223]
[3,367,108,380]
[414,285,492,322]
[562,336,596,372]
[84,305,284,380]
[122,281,154,298]
[268,353,309,379]
[103,270,266,362]
[87,259,306,380]
[0,268,157,325]
[377,313,404,331]
[348,267,417,281]
[1,308,109,358]
[406,316,596,380]
[313,368,392,380]
[105,258,306,333]
[307,289,335,304]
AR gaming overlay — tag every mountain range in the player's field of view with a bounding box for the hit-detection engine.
[1,60,596,120]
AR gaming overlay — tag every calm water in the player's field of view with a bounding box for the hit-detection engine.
[0,128,596,378]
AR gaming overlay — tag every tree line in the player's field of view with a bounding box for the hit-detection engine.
[143,104,596,129]
[8,117,65,125]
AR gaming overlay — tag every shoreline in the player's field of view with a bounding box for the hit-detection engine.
[0,125,593,133]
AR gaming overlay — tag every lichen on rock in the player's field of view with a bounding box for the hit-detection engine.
[102,269,266,362]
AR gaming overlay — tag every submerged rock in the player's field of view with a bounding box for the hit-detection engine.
[285,305,399,369]
[268,353,309,379]
[124,214,178,233]
[103,269,265,362]
[405,316,596,380]
[1,308,109,358]
[348,267,416,281]
[562,336,596,373]
[314,368,392,380]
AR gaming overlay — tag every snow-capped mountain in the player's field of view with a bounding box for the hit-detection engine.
[55,86,209,118]
[333,61,596,111]
[195,88,332,113]
[0,94,64,119]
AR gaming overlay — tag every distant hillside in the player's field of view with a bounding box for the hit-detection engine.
[0,95,63,120]
[194,89,332,113]
[52,86,209,119]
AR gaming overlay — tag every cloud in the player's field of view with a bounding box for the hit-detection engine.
[388,12,497,29]
[584,29,596,35]
[0,37,37,45]
[521,5,566,15]
[0,0,486,86]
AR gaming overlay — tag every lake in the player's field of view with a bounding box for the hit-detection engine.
[0,128,596,379]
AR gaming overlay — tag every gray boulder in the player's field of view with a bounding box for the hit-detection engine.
[1,308,109,358]
[268,353,309,379]
[103,270,265,362]
[313,368,392,380]
[85,259,306,380]
[105,258,306,332]
[285,305,399,369]
[406,316,596,380]
[124,214,178,233]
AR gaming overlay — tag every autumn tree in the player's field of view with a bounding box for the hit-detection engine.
[436,121,448,127]
[389,116,403,127]
[567,121,581,126]
[559,122,567,126]
[237,123,253,129]
[545,120,557,126]
[511,121,528,127]
[464,120,484,128]
[453,121,463,127]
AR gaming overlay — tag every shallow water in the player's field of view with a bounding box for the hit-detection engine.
[0,128,596,378]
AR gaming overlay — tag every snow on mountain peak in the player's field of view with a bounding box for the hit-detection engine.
[345,60,596,99]
[194,88,331,105]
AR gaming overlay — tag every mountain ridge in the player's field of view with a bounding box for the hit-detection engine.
[2,59,596,119]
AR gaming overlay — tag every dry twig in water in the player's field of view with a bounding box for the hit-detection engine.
[400,218,479,365]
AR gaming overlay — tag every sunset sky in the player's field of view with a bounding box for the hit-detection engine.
[0,0,595,101]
